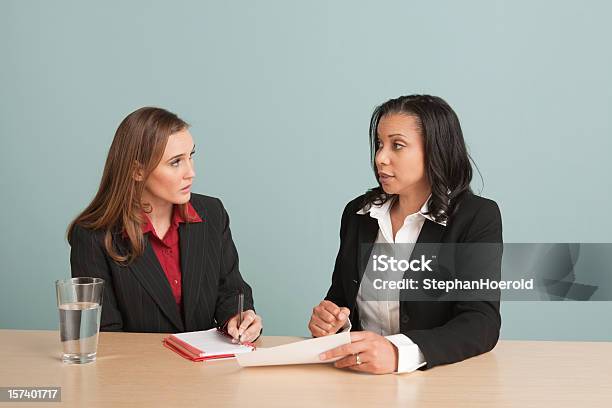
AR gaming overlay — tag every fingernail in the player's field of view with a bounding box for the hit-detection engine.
[319,353,326,360]
[338,313,346,320]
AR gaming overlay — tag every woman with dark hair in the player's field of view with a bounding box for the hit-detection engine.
[311,95,502,374]
[68,107,262,341]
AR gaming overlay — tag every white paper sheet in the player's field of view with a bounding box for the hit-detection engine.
[171,328,254,357]
[236,332,351,367]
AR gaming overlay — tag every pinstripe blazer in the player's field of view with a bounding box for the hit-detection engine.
[70,193,254,333]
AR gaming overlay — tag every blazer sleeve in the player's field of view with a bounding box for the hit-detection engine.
[404,200,503,369]
[70,224,124,331]
[324,201,353,307]
[213,199,255,326]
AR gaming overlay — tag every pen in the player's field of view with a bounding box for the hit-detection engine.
[237,289,244,344]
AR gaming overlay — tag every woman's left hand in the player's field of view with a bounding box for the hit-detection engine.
[319,331,398,374]
[226,310,263,343]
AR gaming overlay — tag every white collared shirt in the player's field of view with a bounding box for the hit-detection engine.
[353,196,446,373]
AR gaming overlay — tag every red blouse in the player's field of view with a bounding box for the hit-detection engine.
[141,203,203,305]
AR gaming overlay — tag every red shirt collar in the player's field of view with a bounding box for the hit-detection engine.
[141,202,203,235]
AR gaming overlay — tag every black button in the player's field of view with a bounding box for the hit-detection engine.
[401,315,410,323]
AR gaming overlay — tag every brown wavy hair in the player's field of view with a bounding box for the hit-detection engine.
[67,107,193,264]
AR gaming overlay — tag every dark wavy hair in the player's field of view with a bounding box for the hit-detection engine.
[362,95,473,224]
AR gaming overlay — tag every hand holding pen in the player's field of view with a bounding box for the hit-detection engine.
[226,289,263,344]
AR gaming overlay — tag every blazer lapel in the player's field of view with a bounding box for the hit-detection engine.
[128,241,185,332]
[408,219,446,271]
[179,218,208,331]
[356,214,379,283]
[401,219,447,304]
[416,219,445,244]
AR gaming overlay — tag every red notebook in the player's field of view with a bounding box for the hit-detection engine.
[163,328,255,362]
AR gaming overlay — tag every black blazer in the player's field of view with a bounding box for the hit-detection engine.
[325,192,503,370]
[70,193,254,333]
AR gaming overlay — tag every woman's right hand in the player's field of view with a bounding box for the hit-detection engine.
[308,300,350,337]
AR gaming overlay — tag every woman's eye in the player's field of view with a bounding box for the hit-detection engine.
[393,143,404,150]
[171,159,181,167]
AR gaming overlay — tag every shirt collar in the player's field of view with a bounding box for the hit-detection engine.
[141,202,203,234]
[357,195,447,226]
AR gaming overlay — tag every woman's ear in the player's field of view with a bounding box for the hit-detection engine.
[132,161,145,182]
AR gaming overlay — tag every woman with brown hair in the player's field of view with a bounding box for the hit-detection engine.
[67,107,262,341]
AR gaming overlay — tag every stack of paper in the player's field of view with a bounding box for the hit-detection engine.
[163,328,254,361]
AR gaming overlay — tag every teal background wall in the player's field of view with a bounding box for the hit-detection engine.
[1,0,610,340]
